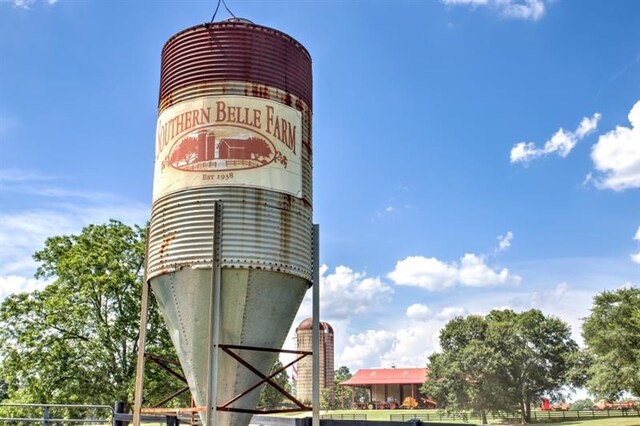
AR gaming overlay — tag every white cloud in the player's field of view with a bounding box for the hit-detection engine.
[8,0,34,8]
[0,204,148,279]
[0,275,50,300]
[340,330,397,368]
[379,321,441,367]
[1,0,57,8]
[510,113,601,164]
[0,168,52,182]
[288,257,637,372]
[337,278,625,370]
[632,226,640,264]
[406,303,432,319]
[442,0,549,21]
[576,115,602,139]
[500,0,546,20]
[316,265,394,319]
[282,264,394,365]
[444,0,488,4]
[502,281,592,344]
[588,100,640,191]
[388,253,519,291]
[388,256,458,290]
[0,169,149,303]
[435,306,466,320]
[496,231,514,252]
[459,253,512,286]
[340,305,467,368]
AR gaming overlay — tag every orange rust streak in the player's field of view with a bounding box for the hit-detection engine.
[141,407,206,414]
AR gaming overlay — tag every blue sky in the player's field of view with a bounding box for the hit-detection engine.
[1,0,639,394]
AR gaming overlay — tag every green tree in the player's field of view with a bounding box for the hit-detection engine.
[570,398,594,411]
[0,379,7,401]
[258,359,291,408]
[582,286,640,399]
[321,366,368,409]
[0,220,185,408]
[422,309,584,424]
[333,366,353,409]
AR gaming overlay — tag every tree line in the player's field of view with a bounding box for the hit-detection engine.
[0,221,638,419]
[0,221,295,409]
[421,287,639,424]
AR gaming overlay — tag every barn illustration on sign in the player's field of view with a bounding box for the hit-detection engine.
[166,129,288,171]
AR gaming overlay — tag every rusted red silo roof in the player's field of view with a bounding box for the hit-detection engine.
[296,318,334,333]
[159,19,313,108]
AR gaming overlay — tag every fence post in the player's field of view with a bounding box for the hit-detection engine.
[43,405,49,426]
[114,401,125,426]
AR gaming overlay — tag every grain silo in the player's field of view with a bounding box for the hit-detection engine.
[145,18,313,426]
[295,319,334,404]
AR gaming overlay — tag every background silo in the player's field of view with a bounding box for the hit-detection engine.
[295,319,334,404]
[147,18,313,426]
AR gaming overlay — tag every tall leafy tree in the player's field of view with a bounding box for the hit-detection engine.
[0,379,7,401]
[257,359,291,408]
[0,220,185,408]
[582,286,640,399]
[422,309,584,424]
[571,398,594,411]
[321,365,366,409]
[333,366,353,409]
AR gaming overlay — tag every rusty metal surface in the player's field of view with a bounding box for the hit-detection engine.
[140,407,206,414]
[156,81,313,209]
[147,187,313,281]
[148,19,314,426]
[159,21,312,108]
[150,267,309,426]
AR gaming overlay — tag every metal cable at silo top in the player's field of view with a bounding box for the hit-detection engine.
[211,0,237,22]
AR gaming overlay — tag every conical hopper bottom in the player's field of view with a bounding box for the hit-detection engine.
[150,267,309,426]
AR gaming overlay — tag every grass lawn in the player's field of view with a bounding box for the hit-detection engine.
[296,409,640,425]
[555,419,640,426]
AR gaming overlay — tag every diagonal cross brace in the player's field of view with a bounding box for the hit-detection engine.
[151,386,191,408]
[217,344,311,413]
[145,353,188,384]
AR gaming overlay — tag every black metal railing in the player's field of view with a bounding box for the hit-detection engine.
[0,403,113,425]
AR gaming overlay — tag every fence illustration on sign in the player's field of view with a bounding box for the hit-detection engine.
[165,128,287,171]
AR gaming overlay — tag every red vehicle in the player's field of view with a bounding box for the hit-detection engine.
[592,400,637,410]
[541,399,571,411]
[366,400,396,410]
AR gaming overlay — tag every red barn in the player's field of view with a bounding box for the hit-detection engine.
[339,367,436,409]
[218,137,272,161]
[169,130,215,166]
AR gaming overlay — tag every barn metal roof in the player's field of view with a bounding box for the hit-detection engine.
[339,368,427,386]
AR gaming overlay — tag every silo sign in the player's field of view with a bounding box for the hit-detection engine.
[154,96,303,199]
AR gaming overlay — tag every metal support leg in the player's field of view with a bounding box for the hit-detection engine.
[133,231,152,426]
[312,224,320,426]
[206,201,223,426]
